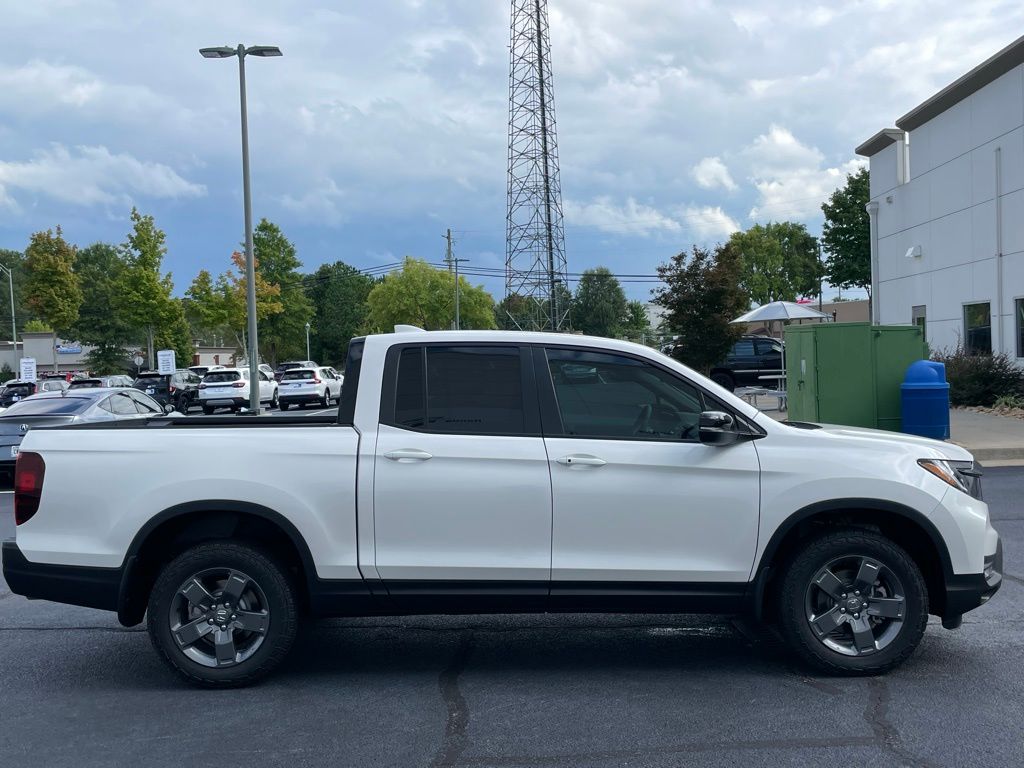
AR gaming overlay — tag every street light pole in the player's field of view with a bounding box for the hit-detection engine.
[200,43,282,413]
[0,263,16,361]
[305,322,311,360]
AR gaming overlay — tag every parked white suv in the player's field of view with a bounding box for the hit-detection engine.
[2,329,1001,686]
[198,368,279,414]
[278,367,342,410]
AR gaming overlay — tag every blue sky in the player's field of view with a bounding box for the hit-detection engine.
[2,0,1023,302]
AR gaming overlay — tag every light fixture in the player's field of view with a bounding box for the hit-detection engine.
[905,245,922,259]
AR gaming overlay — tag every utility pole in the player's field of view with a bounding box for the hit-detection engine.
[0,262,16,361]
[444,229,454,273]
[452,258,469,330]
[817,241,823,312]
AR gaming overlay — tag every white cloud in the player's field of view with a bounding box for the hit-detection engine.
[564,196,681,236]
[0,144,206,210]
[739,126,865,221]
[677,205,741,241]
[691,156,737,192]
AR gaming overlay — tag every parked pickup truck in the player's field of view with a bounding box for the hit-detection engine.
[3,328,1002,686]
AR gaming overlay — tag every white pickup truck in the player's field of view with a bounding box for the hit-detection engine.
[3,328,1002,686]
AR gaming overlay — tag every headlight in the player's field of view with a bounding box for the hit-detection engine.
[918,458,977,494]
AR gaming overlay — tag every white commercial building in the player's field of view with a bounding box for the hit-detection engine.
[857,35,1024,358]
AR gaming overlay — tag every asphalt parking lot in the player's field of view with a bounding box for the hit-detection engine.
[1,448,1021,767]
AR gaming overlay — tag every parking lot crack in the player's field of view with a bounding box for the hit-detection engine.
[429,629,475,768]
[1002,572,1024,586]
[865,678,937,768]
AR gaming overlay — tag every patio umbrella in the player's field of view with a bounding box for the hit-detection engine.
[730,301,830,393]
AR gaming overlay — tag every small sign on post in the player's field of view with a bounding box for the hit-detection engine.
[20,357,37,383]
[156,350,176,375]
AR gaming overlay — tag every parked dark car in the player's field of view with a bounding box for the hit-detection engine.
[708,335,784,391]
[133,369,201,412]
[0,381,36,408]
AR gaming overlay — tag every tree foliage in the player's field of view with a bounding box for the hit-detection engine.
[572,267,627,338]
[306,261,375,365]
[653,244,748,374]
[69,243,133,374]
[252,219,312,364]
[622,300,653,342]
[24,227,82,336]
[821,168,871,292]
[364,258,496,332]
[726,222,820,305]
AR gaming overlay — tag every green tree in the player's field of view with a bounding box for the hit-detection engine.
[69,243,133,374]
[653,244,748,374]
[621,300,653,343]
[24,227,83,369]
[821,168,871,293]
[727,222,820,305]
[496,293,534,331]
[116,209,175,367]
[573,267,627,338]
[252,219,313,365]
[23,319,52,332]
[306,261,375,365]
[364,258,496,332]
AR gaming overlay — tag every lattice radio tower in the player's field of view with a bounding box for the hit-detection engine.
[506,0,569,331]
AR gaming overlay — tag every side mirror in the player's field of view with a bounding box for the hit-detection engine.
[699,411,739,446]
[163,403,175,414]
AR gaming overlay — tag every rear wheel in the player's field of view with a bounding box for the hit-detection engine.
[270,389,279,409]
[321,392,330,408]
[147,542,298,687]
[778,529,928,675]
[279,402,289,411]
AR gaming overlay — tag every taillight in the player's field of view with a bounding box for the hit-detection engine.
[14,452,45,526]
[232,381,245,388]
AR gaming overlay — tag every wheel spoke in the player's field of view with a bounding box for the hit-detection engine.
[810,605,845,636]
[234,610,269,634]
[813,569,846,600]
[221,571,249,606]
[854,559,882,592]
[174,617,214,648]
[180,578,215,611]
[850,616,877,653]
[214,628,237,665]
[867,596,905,619]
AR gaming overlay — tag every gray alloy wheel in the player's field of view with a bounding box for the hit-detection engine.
[804,555,906,656]
[169,568,270,668]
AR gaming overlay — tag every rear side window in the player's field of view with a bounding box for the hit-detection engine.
[205,371,241,383]
[387,345,528,435]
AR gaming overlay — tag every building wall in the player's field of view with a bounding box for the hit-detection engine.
[870,64,1024,358]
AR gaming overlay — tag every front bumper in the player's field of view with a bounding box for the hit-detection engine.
[943,538,1002,623]
[2,541,121,613]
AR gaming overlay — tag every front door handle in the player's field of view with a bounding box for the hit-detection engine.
[555,454,606,467]
[383,448,433,463]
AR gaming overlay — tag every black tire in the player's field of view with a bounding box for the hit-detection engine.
[711,372,735,391]
[321,392,330,408]
[270,390,279,409]
[279,402,289,412]
[778,529,928,676]
[147,542,298,687]
[178,394,190,414]
[202,406,214,415]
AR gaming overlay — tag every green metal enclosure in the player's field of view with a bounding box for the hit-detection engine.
[784,323,927,429]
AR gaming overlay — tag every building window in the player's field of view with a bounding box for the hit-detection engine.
[911,305,926,342]
[963,302,991,355]
[1016,299,1024,358]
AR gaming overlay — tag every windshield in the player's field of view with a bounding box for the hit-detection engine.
[282,370,315,380]
[204,371,241,383]
[1,397,91,416]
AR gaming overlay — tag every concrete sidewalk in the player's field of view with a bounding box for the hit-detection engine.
[950,408,1024,464]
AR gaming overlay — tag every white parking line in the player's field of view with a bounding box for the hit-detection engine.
[307,408,334,416]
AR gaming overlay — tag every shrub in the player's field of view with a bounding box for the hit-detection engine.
[932,346,1023,407]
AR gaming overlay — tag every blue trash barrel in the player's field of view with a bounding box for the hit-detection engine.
[901,360,950,439]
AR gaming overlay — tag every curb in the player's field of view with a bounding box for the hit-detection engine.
[950,443,1024,462]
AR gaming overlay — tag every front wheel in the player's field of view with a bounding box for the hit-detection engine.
[270,390,279,409]
[147,542,298,687]
[778,529,928,675]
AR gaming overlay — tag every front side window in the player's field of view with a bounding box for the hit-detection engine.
[390,345,526,434]
[545,348,705,441]
[964,302,991,355]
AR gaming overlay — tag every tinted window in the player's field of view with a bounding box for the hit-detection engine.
[732,340,755,356]
[393,347,425,428]
[134,376,167,388]
[754,339,782,356]
[546,349,704,440]
[964,302,991,355]
[1,397,92,416]
[205,371,241,383]
[282,370,315,381]
[425,346,524,434]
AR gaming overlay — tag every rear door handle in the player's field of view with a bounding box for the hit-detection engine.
[383,448,433,462]
[555,455,606,467]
